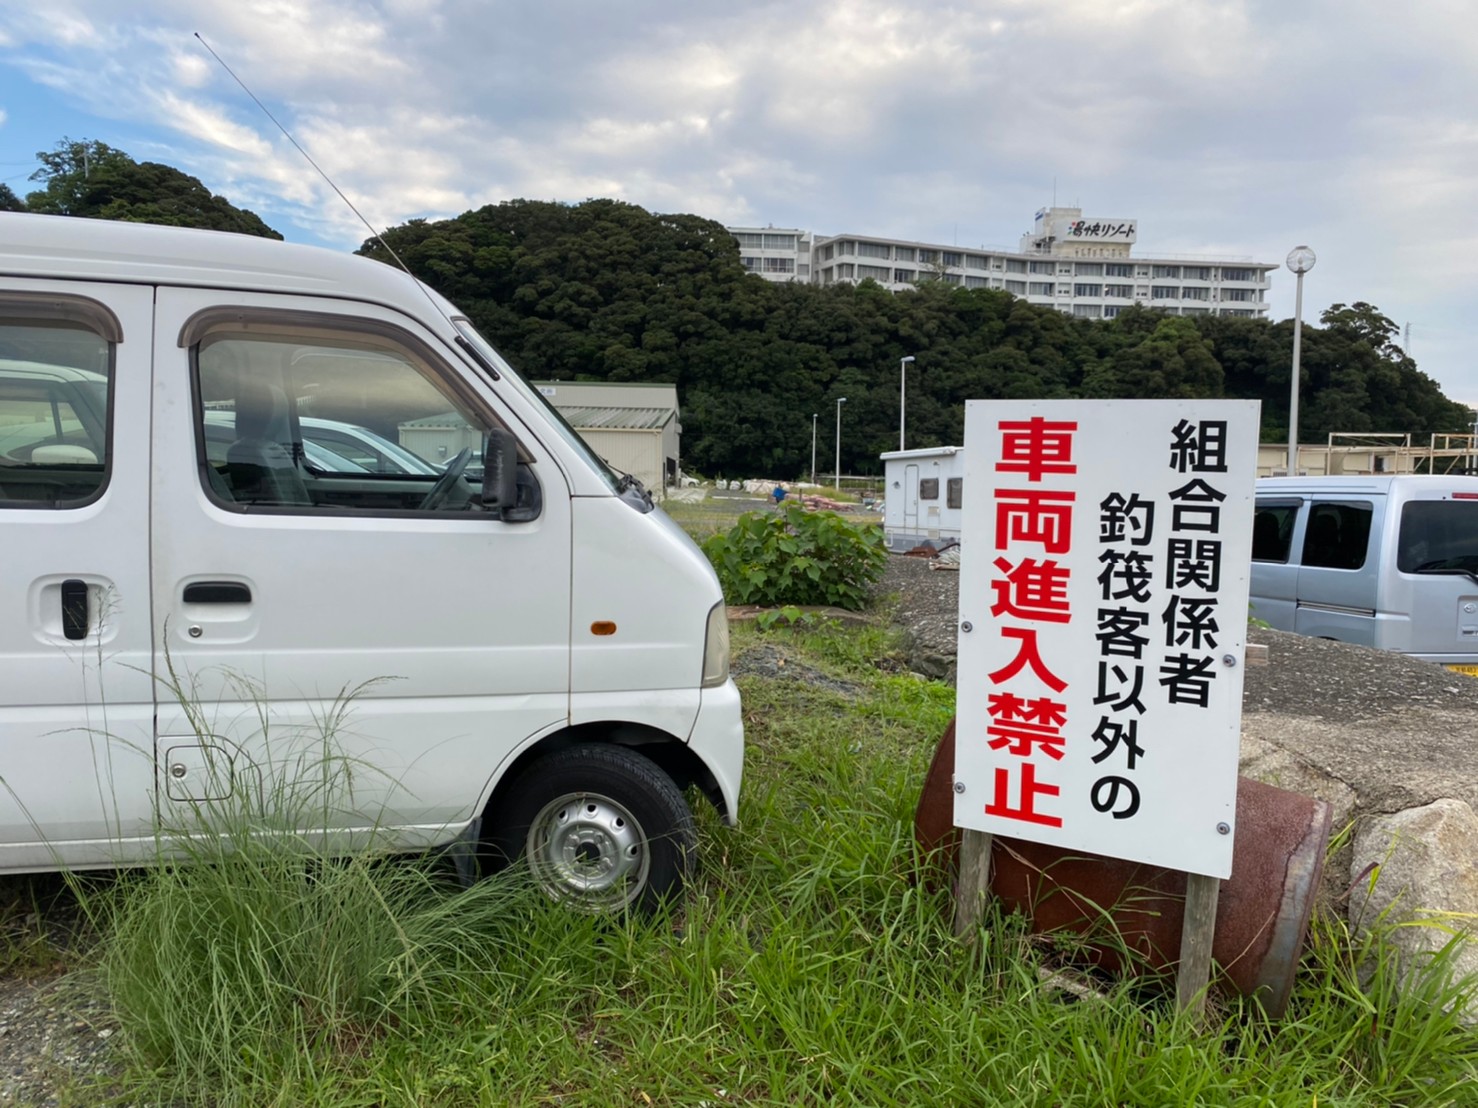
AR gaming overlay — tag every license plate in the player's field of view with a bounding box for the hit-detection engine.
[1445,664,1478,678]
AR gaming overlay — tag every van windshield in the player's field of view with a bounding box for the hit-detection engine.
[451,318,620,495]
[1397,500,1478,575]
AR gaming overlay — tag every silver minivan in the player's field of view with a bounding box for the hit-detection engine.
[1250,475,1478,673]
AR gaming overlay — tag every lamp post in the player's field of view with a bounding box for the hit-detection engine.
[1286,245,1317,475]
[834,397,847,491]
[810,413,818,486]
[898,355,916,451]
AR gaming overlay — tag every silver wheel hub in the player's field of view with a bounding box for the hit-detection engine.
[525,791,649,910]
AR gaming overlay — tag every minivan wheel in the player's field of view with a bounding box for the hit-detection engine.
[483,745,695,914]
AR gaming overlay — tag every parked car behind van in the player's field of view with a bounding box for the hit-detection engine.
[0,213,742,912]
[1250,475,1478,674]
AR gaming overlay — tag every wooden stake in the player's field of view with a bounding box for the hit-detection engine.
[953,829,993,938]
[1176,872,1221,1018]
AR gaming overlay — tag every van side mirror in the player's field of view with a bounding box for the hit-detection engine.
[481,428,519,516]
[481,428,540,522]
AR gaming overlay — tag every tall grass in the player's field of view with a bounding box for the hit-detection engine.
[70,623,1478,1106]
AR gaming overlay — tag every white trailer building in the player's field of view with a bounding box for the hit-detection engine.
[880,446,966,552]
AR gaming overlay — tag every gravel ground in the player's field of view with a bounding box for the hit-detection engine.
[876,548,1478,717]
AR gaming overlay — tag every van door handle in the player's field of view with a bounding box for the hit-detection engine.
[183,582,253,605]
[60,579,89,640]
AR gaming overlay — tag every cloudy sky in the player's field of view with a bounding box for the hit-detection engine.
[2,1,1475,407]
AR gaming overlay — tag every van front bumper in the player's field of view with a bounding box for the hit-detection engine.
[689,679,744,826]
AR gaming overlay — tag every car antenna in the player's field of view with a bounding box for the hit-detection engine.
[192,32,501,379]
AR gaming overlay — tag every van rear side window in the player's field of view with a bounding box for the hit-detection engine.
[1397,501,1478,575]
[0,315,111,509]
[1251,501,1299,562]
[1302,501,1373,570]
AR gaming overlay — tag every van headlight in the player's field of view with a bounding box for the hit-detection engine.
[701,601,731,688]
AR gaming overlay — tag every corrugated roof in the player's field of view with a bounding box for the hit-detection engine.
[559,405,674,430]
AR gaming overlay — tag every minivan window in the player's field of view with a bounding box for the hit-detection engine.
[0,316,111,508]
[1251,501,1299,562]
[1301,501,1373,570]
[1397,500,1478,575]
[193,325,495,515]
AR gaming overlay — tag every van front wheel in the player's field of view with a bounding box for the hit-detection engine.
[483,745,695,914]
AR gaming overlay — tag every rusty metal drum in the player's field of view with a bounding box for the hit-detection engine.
[915,719,1331,1017]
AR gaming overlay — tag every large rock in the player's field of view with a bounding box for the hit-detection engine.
[1349,799,1478,1018]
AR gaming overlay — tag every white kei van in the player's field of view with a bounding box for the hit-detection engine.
[0,213,742,911]
[1250,475,1478,673]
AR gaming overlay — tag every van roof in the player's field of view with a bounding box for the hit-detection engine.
[1258,474,1478,494]
[0,213,445,316]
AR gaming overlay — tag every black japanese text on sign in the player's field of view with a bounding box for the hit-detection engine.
[956,400,1260,880]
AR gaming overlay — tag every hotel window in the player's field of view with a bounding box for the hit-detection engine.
[740,256,760,272]
[857,241,891,259]
[1151,286,1178,300]
[1028,282,1053,296]
[857,264,891,281]
[1222,268,1254,281]
[1075,262,1104,276]
[763,234,797,251]
[1073,304,1102,318]
[797,263,810,278]
[1181,286,1209,300]
[895,247,915,262]
[733,232,764,248]
[836,240,856,256]
[1029,261,1054,274]
[1224,288,1252,301]
[964,275,987,288]
[1106,263,1133,278]
[919,249,938,264]
[1006,259,1028,274]
[1183,266,1211,281]
[942,251,963,267]
[1103,306,1122,319]
[894,268,917,283]
[1073,283,1102,297]
[762,257,795,274]
[966,254,989,270]
[1152,265,1180,279]
[1005,280,1026,294]
[1105,284,1133,298]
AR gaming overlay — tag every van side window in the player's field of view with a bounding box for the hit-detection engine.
[947,477,963,509]
[0,316,111,509]
[1251,502,1298,562]
[919,478,939,500]
[1301,501,1373,570]
[193,325,495,515]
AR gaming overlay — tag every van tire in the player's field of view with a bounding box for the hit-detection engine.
[482,744,695,914]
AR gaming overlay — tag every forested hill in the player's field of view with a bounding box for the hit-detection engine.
[349,198,1462,478]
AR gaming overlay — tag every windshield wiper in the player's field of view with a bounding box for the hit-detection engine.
[1413,562,1478,586]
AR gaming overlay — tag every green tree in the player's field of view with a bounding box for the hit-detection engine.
[0,183,24,213]
[25,138,281,238]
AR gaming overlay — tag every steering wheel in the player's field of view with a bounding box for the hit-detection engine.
[418,447,473,511]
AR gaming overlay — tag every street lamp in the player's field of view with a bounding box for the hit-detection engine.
[899,355,916,451]
[811,413,818,486]
[1286,245,1317,475]
[835,397,847,491]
